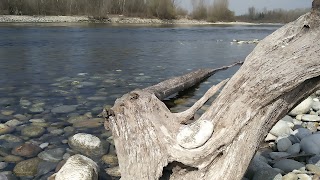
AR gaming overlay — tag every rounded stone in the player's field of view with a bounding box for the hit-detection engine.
[0,124,15,135]
[312,101,320,111]
[292,128,312,140]
[105,166,121,177]
[68,133,104,157]
[5,119,23,127]
[13,157,42,177]
[269,152,290,160]
[308,155,320,166]
[0,161,8,170]
[301,115,320,122]
[276,137,292,152]
[0,134,22,143]
[270,120,293,137]
[176,120,214,149]
[282,172,298,180]
[289,97,313,116]
[287,143,301,155]
[297,174,312,180]
[51,105,77,114]
[11,143,42,158]
[300,134,320,154]
[306,164,320,175]
[273,159,305,173]
[21,126,46,138]
[3,155,24,163]
[1,110,14,116]
[101,154,118,166]
[36,161,58,178]
[51,154,98,180]
[252,168,282,180]
[38,148,65,162]
[29,107,44,114]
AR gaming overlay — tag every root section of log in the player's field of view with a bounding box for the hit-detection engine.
[105,12,320,180]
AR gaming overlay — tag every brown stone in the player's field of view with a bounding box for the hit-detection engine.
[12,143,42,158]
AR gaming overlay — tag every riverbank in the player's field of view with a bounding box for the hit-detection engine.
[0,15,275,25]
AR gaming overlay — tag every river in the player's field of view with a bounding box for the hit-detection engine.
[0,23,280,179]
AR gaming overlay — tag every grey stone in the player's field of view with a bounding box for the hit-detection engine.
[301,114,320,122]
[21,126,45,138]
[312,101,320,111]
[36,161,58,177]
[307,155,320,166]
[38,148,65,162]
[0,162,8,170]
[289,97,313,116]
[287,143,301,155]
[38,148,66,162]
[287,135,300,144]
[300,134,320,154]
[252,168,282,180]
[51,105,77,114]
[50,154,98,180]
[270,120,293,137]
[273,159,305,173]
[68,133,105,158]
[246,154,272,179]
[292,128,312,140]
[269,152,290,160]
[276,137,292,152]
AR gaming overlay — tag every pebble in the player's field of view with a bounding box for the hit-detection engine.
[0,134,22,143]
[297,174,312,180]
[312,101,320,111]
[39,142,49,149]
[276,137,292,152]
[29,119,46,123]
[101,154,118,166]
[269,152,290,160]
[292,128,312,140]
[68,133,104,157]
[36,161,58,177]
[38,148,65,162]
[289,97,313,116]
[306,164,320,175]
[1,110,14,116]
[282,172,298,180]
[21,125,46,138]
[11,143,42,158]
[51,105,77,114]
[29,107,44,114]
[307,155,320,166]
[286,143,301,155]
[13,157,42,177]
[265,133,277,141]
[0,124,15,135]
[72,118,104,128]
[105,166,121,177]
[300,134,320,154]
[301,115,320,122]
[3,155,24,163]
[49,129,64,135]
[273,159,305,173]
[270,120,293,137]
[252,168,282,180]
[5,119,23,127]
[0,162,8,170]
[51,154,98,180]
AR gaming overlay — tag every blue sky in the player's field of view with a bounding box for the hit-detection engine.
[179,0,313,15]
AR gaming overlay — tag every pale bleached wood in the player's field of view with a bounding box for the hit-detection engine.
[106,11,320,180]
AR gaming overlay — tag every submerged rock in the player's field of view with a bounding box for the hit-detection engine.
[68,133,104,157]
[13,157,42,177]
[21,125,45,138]
[11,143,42,158]
[50,154,98,180]
[51,105,77,114]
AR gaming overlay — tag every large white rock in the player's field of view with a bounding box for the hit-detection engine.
[177,120,214,149]
[51,154,98,180]
[68,133,104,157]
[289,97,313,116]
[270,120,293,137]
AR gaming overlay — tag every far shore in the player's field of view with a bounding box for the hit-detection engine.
[0,15,282,25]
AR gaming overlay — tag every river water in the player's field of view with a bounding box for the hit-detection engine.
[0,23,280,179]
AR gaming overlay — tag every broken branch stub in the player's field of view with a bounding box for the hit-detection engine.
[106,11,320,180]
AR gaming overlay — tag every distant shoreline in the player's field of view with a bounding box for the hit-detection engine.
[0,15,282,25]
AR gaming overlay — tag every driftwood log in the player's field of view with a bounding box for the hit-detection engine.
[104,9,320,180]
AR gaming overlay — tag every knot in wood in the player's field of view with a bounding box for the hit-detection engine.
[176,120,214,149]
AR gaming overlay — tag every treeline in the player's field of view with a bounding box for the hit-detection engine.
[237,7,310,23]
[0,0,179,19]
[191,0,235,22]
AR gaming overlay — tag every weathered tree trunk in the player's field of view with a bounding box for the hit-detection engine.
[105,11,320,180]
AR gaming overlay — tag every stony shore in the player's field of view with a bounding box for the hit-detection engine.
[0,15,263,25]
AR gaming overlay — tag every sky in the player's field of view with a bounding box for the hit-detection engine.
[179,0,313,15]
